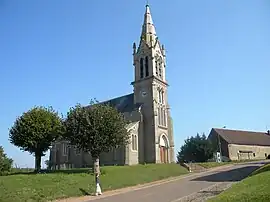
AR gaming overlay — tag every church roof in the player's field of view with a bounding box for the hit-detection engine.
[99,93,141,114]
[126,121,140,131]
[210,128,270,147]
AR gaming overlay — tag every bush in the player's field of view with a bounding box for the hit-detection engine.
[0,146,13,176]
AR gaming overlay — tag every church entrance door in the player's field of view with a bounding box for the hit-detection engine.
[159,135,169,163]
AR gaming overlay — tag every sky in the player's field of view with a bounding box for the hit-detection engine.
[0,0,269,168]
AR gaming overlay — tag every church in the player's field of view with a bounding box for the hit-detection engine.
[49,4,175,169]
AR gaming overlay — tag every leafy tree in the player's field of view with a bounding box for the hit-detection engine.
[177,133,214,163]
[9,106,64,172]
[0,146,13,175]
[64,100,130,183]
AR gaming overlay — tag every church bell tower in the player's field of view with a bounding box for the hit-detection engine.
[131,4,174,163]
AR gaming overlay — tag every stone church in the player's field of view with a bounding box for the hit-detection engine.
[49,4,175,169]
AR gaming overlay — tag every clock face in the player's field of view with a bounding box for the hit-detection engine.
[140,90,147,98]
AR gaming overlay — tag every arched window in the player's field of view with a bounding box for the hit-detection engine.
[134,135,138,150]
[63,143,68,156]
[159,63,162,78]
[131,134,137,151]
[140,58,144,79]
[161,108,164,126]
[163,108,167,126]
[155,60,158,76]
[132,134,135,150]
[145,56,149,77]
[161,91,164,104]
[159,57,163,78]
[158,89,162,103]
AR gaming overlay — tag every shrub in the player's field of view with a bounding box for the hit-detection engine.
[0,146,13,175]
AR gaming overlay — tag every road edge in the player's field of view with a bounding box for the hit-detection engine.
[52,163,236,202]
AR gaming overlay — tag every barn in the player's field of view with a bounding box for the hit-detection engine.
[208,128,270,161]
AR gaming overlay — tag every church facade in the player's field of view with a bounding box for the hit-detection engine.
[49,4,175,169]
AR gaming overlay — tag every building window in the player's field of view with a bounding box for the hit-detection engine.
[253,153,256,157]
[140,58,144,78]
[75,147,80,155]
[161,108,164,126]
[63,143,68,156]
[159,61,162,78]
[131,134,138,151]
[158,107,161,125]
[158,90,162,103]
[155,60,158,76]
[157,89,165,104]
[163,109,167,126]
[157,107,167,127]
[158,62,162,78]
[135,135,138,150]
[145,56,149,77]
[113,148,117,161]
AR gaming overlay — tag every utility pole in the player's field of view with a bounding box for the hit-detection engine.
[217,126,226,162]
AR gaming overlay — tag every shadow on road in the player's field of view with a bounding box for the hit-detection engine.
[191,165,260,182]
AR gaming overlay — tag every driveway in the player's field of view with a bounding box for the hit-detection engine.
[66,161,268,202]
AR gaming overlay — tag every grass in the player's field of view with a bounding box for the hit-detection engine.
[208,163,270,202]
[195,159,265,169]
[195,162,231,169]
[0,163,188,202]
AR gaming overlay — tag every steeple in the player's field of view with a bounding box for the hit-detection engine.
[140,4,157,44]
[132,4,167,85]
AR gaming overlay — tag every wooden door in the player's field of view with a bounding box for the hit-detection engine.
[160,146,164,163]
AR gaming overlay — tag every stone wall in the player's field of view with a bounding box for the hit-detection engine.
[228,144,270,161]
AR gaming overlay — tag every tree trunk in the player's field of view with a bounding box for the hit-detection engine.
[94,157,100,184]
[94,157,100,177]
[93,157,102,195]
[35,153,41,172]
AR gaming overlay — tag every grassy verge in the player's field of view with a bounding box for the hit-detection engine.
[195,162,231,169]
[195,159,265,169]
[208,163,270,202]
[0,163,188,202]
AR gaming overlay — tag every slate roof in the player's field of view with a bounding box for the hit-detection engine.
[126,121,140,130]
[212,128,270,147]
[99,93,141,114]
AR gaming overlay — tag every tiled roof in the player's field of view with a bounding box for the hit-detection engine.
[86,93,142,120]
[126,121,140,130]
[212,128,270,147]
[100,93,141,113]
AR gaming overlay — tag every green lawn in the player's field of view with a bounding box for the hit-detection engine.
[0,163,188,202]
[208,163,270,202]
[196,159,265,169]
[195,162,231,169]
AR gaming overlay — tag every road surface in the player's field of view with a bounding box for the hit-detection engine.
[80,161,267,202]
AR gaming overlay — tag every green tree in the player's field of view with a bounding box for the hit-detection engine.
[9,106,63,172]
[64,100,130,183]
[177,133,214,163]
[0,146,13,175]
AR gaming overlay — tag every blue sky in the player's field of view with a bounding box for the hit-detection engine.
[0,0,269,168]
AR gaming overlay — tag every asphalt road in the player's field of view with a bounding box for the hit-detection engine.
[86,161,267,202]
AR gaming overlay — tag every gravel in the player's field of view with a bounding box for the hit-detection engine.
[177,182,236,202]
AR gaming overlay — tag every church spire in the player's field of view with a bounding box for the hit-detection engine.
[140,4,157,43]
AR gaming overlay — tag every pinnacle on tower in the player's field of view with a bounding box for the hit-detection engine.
[140,4,157,43]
